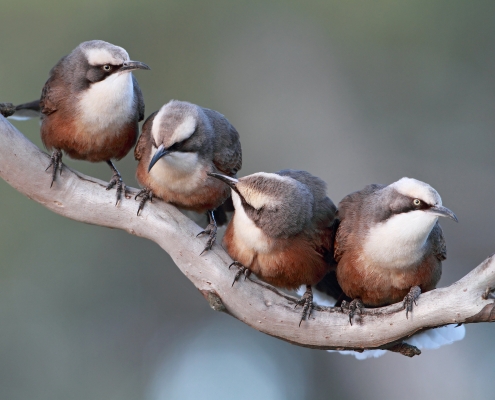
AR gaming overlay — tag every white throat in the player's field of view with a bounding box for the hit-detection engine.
[78,72,135,132]
[148,150,203,194]
[231,192,272,253]
[362,211,438,269]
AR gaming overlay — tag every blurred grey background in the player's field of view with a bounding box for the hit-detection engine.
[1,1,495,399]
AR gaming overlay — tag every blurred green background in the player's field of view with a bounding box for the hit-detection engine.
[1,1,495,398]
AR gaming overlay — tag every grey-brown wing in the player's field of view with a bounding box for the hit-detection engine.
[39,56,68,116]
[430,222,447,261]
[39,78,58,116]
[134,111,157,161]
[203,108,242,176]
[334,184,385,262]
[333,221,346,263]
[276,169,337,228]
[132,75,145,122]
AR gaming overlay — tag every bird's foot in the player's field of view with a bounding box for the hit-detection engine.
[135,187,153,216]
[106,161,128,206]
[0,103,15,117]
[106,172,126,206]
[341,298,364,325]
[295,285,314,326]
[403,286,421,319]
[45,149,63,187]
[229,261,251,287]
[197,210,218,255]
[197,223,217,255]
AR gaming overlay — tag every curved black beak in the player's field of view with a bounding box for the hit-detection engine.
[120,60,151,72]
[148,144,169,172]
[427,205,458,222]
[207,172,240,194]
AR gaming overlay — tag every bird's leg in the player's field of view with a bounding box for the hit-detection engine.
[198,210,218,255]
[45,149,63,188]
[341,298,364,325]
[0,103,15,117]
[106,160,128,206]
[295,285,314,326]
[229,260,252,287]
[403,286,421,319]
[135,187,153,216]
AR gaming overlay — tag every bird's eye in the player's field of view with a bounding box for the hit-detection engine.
[103,65,111,71]
[413,199,421,206]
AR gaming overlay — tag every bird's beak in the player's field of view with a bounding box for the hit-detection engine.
[148,144,169,172]
[426,205,458,222]
[207,172,240,194]
[120,60,151,72]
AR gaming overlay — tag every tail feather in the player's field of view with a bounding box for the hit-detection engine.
[8,100,41,120]
[330,324,466,360]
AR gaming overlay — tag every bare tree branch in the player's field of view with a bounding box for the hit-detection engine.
[1,115,494,356]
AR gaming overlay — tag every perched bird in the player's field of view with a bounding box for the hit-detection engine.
[134,100,242,253]
[13,40,150,204]
[330,177,458,323]
[208,169,337,325]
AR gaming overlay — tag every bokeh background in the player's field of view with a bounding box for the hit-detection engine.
[1,1,495,398]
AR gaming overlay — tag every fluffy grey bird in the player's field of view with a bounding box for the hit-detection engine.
[12,40,150,204]
[331,177,458,322]
[208,169,337,325]
[134,100,242,253]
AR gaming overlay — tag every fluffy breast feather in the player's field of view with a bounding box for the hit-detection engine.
[78,72,135,133]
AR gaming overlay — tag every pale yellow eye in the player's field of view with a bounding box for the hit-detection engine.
[103,65,111,71]
[413,198,421,206]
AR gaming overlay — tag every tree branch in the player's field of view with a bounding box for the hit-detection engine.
[1,114,494,356]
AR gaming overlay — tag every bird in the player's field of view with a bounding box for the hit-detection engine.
[208,169,338,325]
[13,40,150,205]
[134,100,242,253]
[328,177,458,323]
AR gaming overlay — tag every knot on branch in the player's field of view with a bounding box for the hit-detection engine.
[201,289,227,312]
[482,287,495,300]
[387,342,421,357]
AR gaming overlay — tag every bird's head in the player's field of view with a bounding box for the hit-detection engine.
[208,171,314,237]
[148,100,208,172]
[78,40,150,85]
[386,177,458,223]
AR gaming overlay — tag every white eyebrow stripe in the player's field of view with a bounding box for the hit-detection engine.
[85,47,128,66]
[390,177,442,205]
[169,115,197,144]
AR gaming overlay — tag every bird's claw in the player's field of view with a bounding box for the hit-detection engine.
[295,286,314,326]
[198,222,217,255]
[403,286,421,319]
[106,171,127,206]
[46,149,63,187]
[229,261,251,286]
[135,188,153,216]
[341,299,364,325]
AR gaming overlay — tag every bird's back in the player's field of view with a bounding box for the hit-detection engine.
[202,107,242,177]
